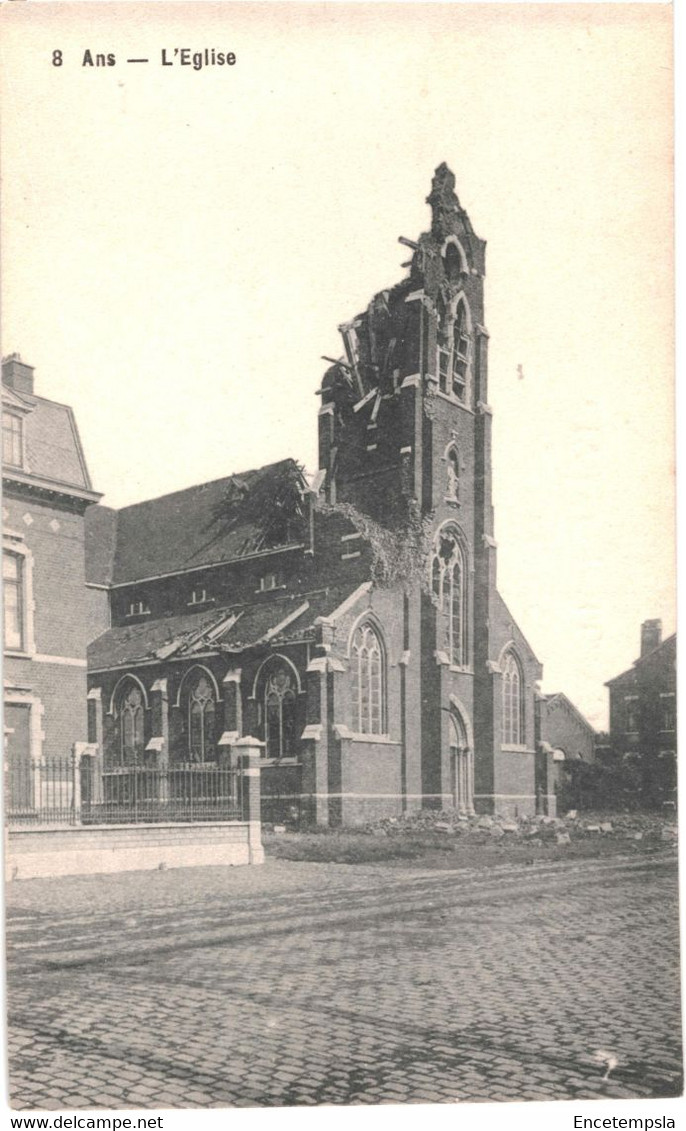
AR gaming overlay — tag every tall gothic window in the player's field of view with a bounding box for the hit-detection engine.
[502,651,524,745]
[436,298,471,403]
[262,663,297,759]
[187,672,216,762]
[115,680,145,766]
[351,623,385,735]
[431,531,467,667]
[452,300,470,402]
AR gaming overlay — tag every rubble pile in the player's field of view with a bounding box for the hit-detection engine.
[358,809,677,847]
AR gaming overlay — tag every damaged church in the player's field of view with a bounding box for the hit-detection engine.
[86,165,555,825]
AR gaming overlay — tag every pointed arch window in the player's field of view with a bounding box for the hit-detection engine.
[431,531,467,667]
[444,240,467,282]
[186,672,216,762]
[502,651,524,745]
[351,622,386,735]
[114,680,145,767]
[452,300,470,402]
[261,662,297,759]
[436,297,471,404]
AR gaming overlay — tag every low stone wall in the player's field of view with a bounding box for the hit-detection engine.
[6,820,264,881]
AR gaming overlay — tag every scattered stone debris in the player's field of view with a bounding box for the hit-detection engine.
[350,808,678,850]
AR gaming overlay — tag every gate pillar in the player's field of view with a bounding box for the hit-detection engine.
[233,735,264,865]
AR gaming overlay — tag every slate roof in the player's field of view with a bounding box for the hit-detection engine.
[88,583,362,671]
[85,459,305,586]
[2,385,96,495]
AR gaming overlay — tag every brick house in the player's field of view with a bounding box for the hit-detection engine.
[538,692,597,804]
[605,620,676,806]
[86,165,555,825]
[2,354,101,817]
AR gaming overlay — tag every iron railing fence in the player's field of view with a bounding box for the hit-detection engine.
[260,791,316,828]
[4,754,81,827]
[85,763,245,825]
[260,761,312,827]
[4,758,247,827]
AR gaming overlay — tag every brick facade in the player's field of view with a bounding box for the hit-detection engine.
[2,356,102,810]
[606,620,676,806]
[539,691,597,806]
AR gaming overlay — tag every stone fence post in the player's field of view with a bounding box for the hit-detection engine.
[232,735,264,865]
[72,742,99,819]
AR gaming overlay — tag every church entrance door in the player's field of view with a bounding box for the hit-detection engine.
[449,709,474,815]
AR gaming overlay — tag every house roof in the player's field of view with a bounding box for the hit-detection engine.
[87,582,363,671]
[605,633,676,687]
[543,692,596,736]
[2,386,98,499]
[85,459,307,586]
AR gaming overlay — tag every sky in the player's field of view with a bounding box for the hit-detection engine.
[0,2,674,730]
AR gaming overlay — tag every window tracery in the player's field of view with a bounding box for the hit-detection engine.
[187,673,216,762]
[502,651,524,745]
[350,623,385,735]
[114,680,145,767]
[262,664,297,759]
[430,531,467,667]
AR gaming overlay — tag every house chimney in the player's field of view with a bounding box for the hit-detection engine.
[2,354,35,395]
[640,619,662,657]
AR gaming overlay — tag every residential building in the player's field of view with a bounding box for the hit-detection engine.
[605,620,676,806]
[538,691,597,805]
[2,354,101,818]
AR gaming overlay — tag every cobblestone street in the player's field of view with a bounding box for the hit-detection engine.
[6,851,682,1109]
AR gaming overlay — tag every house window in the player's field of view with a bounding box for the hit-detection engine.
[127,599,150,617]
[660,694,675,733]
[502,651,524,745]
[430,530,467,667]
[259,573,279,592]
[624,695,639,734]
[262,663,297,758]
[351,622,386,735]
[114,680,145,766]
[3,551,24,650]
[187,672,216,762]
[2,412,23,468]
